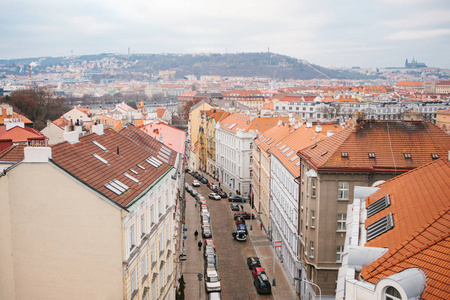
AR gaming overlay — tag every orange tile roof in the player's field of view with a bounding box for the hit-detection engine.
[246,117,290,133]
[270,126,327,177]
[395,81,423,87]
[298,120,450,172]
[0,109,33,125]
[0,144,26,161]
[95,115,122,132]
[205,109,230,123]
[360,158,450,300]
[0,125,47,143]
[51,128,172,208]
[155,108,166,119]
[254,125,291,153]
[52,117,71,129]
[138,122,186,155]
[261,102,274,110]
[219,113,251,133]
[436,81,450,86]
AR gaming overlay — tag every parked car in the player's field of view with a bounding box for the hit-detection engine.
[234,211,255,220]
[254,273,271,294]
[232,230,246,241]
[205,270,221,293]
[235,217,245,226]
[230,203,240,211]
[237,224,248,234]
[247,257,261,270]
[185,184,193,194]
[205,262,217,273]
[205,253,216,266]
[201,211,210,219]
[196,194,206,202]
[192,180,200,187]
[202,219,211,228]
[199,199,207,205]
[190,189,199,197]
[204,238,215,249]
[207,182,215,188]
[202,225,212,238]
[200,177,209,184]
[228,196,246,202]
[208,292,221,300]
[185,168,191,173]
[208,193,221,200]
[201,214,210,223]
[252,267,266,279]
[210,184,218,191]
[217,190,227,198]
[203,245,216,259]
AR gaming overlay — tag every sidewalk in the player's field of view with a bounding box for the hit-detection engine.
[202,172,300,300]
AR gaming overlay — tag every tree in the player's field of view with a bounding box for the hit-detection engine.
[176,275,185,300]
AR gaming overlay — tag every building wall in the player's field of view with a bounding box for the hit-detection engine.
[40,123,64,145]
[298,161,399,297]
[0,162,124,300]
[188,103,212,150]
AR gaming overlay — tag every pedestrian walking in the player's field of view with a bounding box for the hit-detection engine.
[240,204,244,211]
[198,241,202,250]
[194,230,198,240]
[260,222,263,230]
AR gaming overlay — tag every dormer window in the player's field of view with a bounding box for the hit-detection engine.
[404,153,411,159]
[368,152,376,158]
[341,152,348,158]
[431,153,439,159]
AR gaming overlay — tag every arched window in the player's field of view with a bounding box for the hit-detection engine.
[385,286,402,300]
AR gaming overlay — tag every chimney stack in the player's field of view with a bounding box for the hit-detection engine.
[23,146,52,163]
[352,111,366,130]
[327,130,334,137]
[91,123,104,135]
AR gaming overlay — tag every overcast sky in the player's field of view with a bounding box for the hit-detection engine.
[1,0,449,68]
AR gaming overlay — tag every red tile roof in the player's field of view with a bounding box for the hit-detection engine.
[0,144,26,161]
[51,128,172,208]
[298,120,450,172]
[119,124,177,166]
[138,122,186,155]
[0,109,32,125]
[254,125,291,153]
[155,108,166,119]
[360,158,450,300]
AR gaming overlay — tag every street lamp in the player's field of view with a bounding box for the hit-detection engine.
[294,277,322,300]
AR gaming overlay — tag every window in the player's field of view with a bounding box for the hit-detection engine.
[158,197,162,216]
[337,213,346,232]
[311,179,316,197]
[165,190,169,208]
[131,267,137,293]
[338,182,349,200]
[311,210,315,228]
[150,205,155,225]
[385,286,402,300]
[431,153,439,159]
[159,233,164,255]
[159,266,165,291]
[310,241,314,258]
[151,244,156,268]
[367,194,390,217]
[368,152,376,158]
[403,153,411,159]
[341,152,348,157]
[152,279,157,300]
[367,213,395,241]
[140,213,146,238]
[142,253,148,279]
[129,224,136,250]
[336,245,344,262]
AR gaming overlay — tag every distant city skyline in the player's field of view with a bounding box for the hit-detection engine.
[1,0,449,69]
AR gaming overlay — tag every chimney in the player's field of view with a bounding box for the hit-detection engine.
[5,121,24,131]
[315,124,322,133]
[352,111,366,130]
[327,130,334,137]
[23,146,52,163]
[91,123,104,135]
[306,121,312,128]
[64,130,79,144]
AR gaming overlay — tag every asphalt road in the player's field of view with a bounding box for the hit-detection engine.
[186,173,274,300]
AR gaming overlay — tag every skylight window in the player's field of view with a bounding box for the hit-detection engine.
[129,169,139,175]
[157,154,170,164]
[228,124,237,130]
[311,136,317,141]
[160,146,172,156]
[290,156,299,162]
[368,152,376,158]
[275,141,283,147]
[431,153,439,159]
[92,140,108,151]
[367,194,391,218]
[341,152,348,158]
[104,179,129,195]
[137,164,146,170]
[404,153,411,159]
[146,156,163,168]
[366,212,394,241]
[286,150,295,158]
[279,144,287,151]
[311,144,317,149]
[321,151,328,156]
[281,147,291,154]
[92,153,109,165]
[123,172,141,184]
[295,161,301,167]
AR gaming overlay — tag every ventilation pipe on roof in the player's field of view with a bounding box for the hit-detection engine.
[327,130,334,137]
